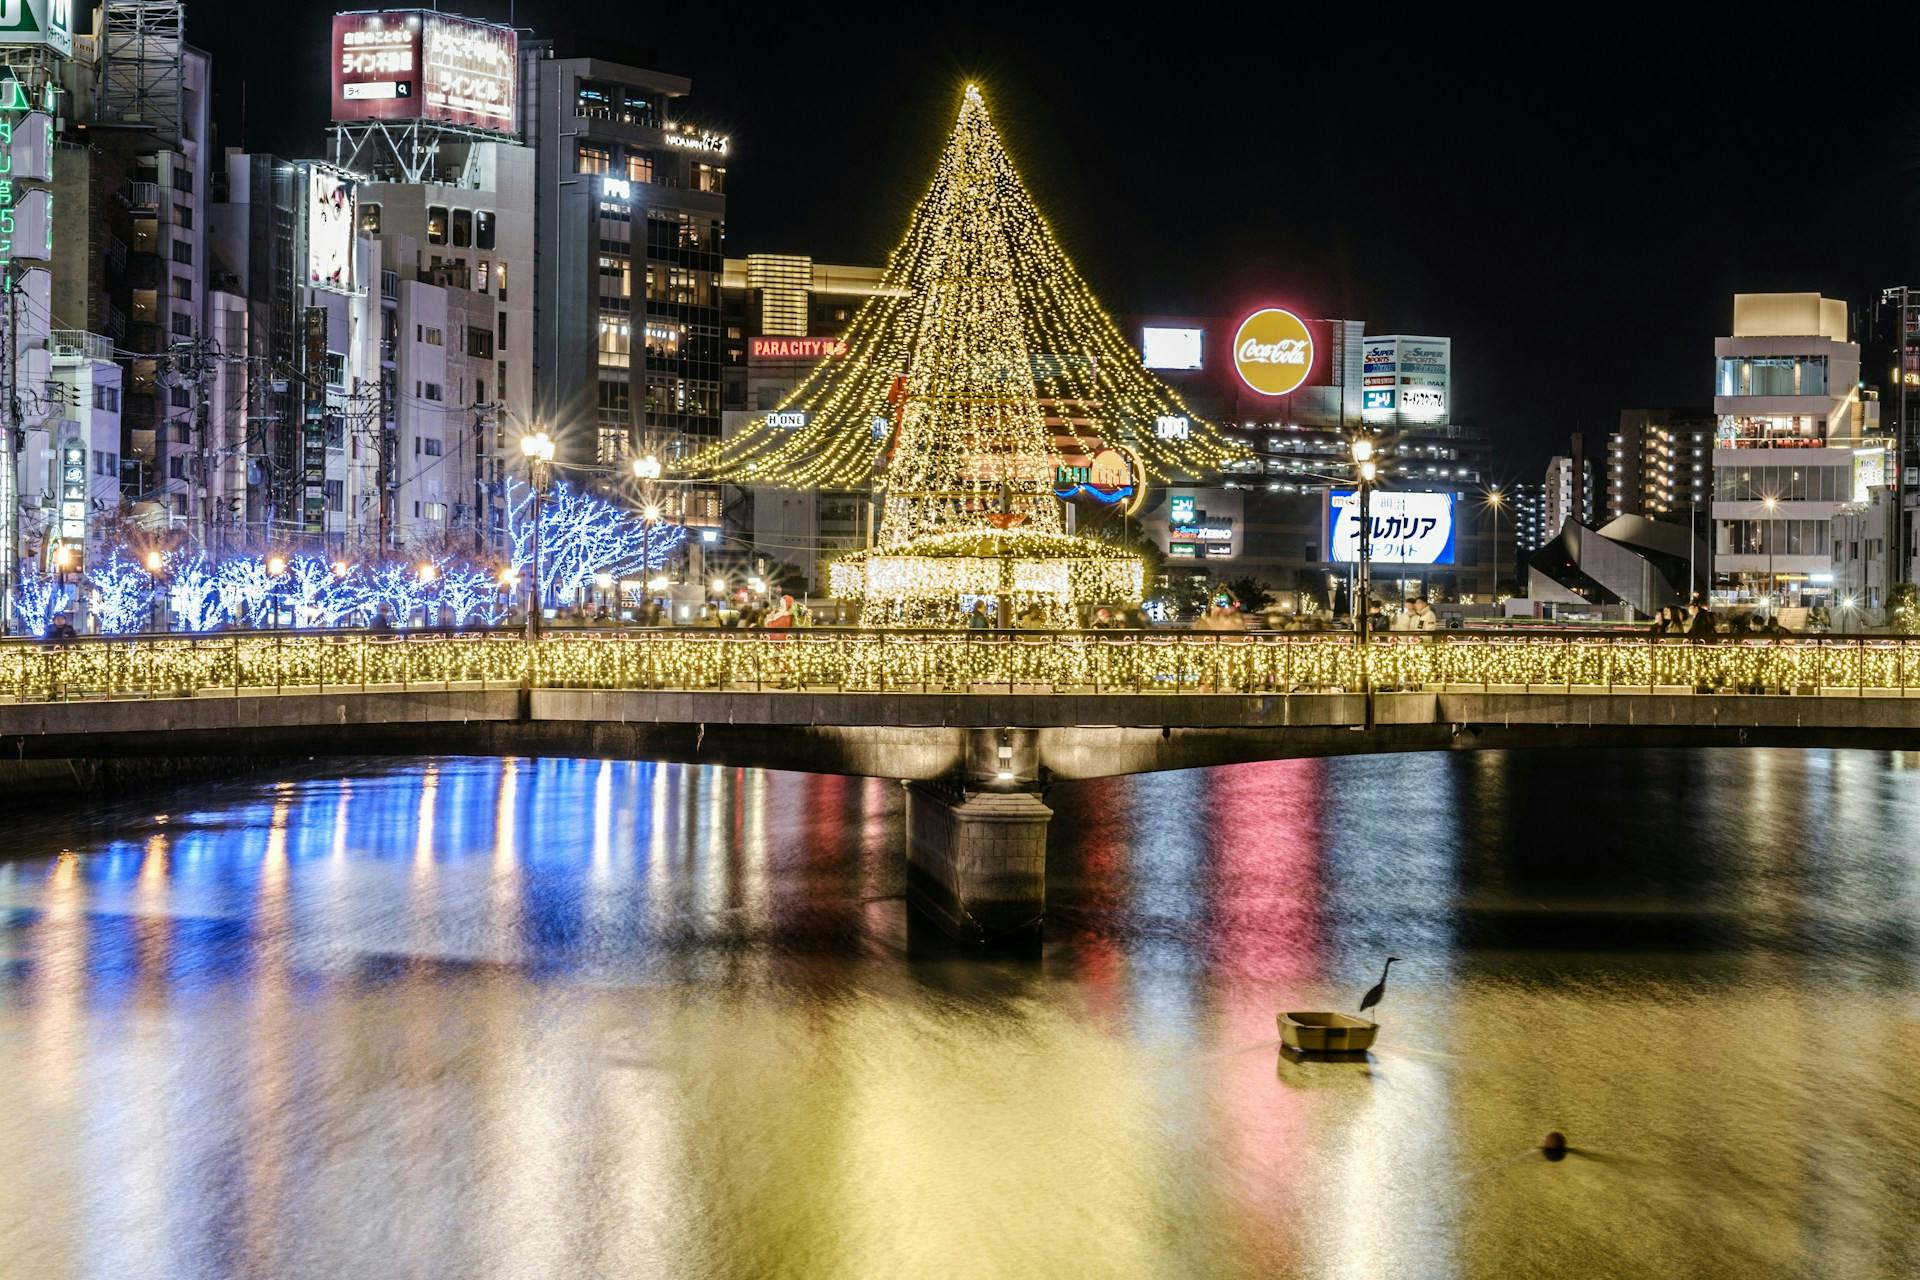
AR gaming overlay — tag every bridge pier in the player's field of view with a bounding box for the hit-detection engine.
[904,781,1051,942]
[904,727,1050,941]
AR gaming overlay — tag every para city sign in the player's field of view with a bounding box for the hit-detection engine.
[748,336,848,361]
[1231,307,1315,397]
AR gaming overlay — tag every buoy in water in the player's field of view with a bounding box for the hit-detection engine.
[1541,1131,1567,1161]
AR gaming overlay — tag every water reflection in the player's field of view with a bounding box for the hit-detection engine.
[0,749,1916,1277]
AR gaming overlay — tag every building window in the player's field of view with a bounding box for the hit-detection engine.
[172,240,192,264]
[422,326,443,347]
[427,206,448,244]
[497,311,507,348]
[171,313,193,337]
[451,209,472,248]
[598,316,630,368]
[168,456,186,480]
[325,353,346,386]
[475,210,495,250]
[424,501,447,521]
[476,259,490,294]
[577,144,611,177]
[693,163,725,194]
[174,276,192,301]
[93,385,119,411]
[495,263,507,301]
[421,437,443,457]
[467,326,494,359]
[175,204,193,230]
[170,386,192,408]
[620,94,655,128]
[362,202,382,234]
[173,169,193,195]
[577,81,615,119]
[626,154,653,184]
[325,479,344,513]
[423,382,443,402]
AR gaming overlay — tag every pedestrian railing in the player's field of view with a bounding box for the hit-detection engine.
[2,628,1919,702]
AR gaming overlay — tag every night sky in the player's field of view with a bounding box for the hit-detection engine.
[187,1,1920,478]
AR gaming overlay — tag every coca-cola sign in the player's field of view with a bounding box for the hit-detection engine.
[1232,307,1316,396]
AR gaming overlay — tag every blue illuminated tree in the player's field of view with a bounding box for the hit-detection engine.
[215,557,276,629]
[365,561,444,626]
[83,553,156,635]
[503,478,687,608]
[436,565,508,627]
[166,553,225,632]
[11,567,75,637]
[285,555,363,628]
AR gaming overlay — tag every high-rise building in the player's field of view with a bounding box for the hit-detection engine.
[717,253,893,592]
[528,48,727,534]
[1710,293,1881,605]
[1608,409,1712,522]
[1543,453,1591,535]
[1510,480,1546,583]
[51,1,212,525]
[1132,315,1495,600]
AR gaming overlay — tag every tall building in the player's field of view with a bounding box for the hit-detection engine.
[51,0,212,526]
[1133,314,1495,601]
[717,253,893,592]
[527,47,727,533]
[1510,480,1546,583]
[1609,409,1712,522]
[1710,293,1881,605]
[1543,453,1591,535]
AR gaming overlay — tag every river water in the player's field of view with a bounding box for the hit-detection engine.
[1,748,1917,1279]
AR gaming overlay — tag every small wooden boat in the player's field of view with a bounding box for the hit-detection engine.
[1277,1011,1378,1053]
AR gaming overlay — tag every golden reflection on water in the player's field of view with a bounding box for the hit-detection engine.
[0,752,1917,1278]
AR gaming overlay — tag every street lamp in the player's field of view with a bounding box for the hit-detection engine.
[266,554,287,629]
[1351,436,1377,645]
[1483,486,1506,598]
[1762,494,1778,609]
[521,430,555,639]
[143,549,167,632]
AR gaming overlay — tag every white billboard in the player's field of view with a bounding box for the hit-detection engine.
[1362,334,1450,423]
[0,0,72,57]
[307,165,357,292]
[1328,489,1456,565]
[1142,325,1203,370]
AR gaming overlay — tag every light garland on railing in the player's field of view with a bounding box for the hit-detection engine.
[679,85,1247,491]
[8,632,1920,701]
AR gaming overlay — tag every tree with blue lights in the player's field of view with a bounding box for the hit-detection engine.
[83,553,157,635]
[503,478,686,609]
[10,566,75,637]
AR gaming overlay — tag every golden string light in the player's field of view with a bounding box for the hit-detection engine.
[680,85,1247,491]
[6,634,1920,699]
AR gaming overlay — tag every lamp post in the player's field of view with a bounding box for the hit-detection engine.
[1484,486,1505,597]
[1762,494,1778,610]
[1352,435,1376,646]
[266,554,287,629]
[634,453,663,624]
[521,431,555,639]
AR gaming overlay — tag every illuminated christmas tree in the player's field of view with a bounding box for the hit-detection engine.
[688,85,1241,624]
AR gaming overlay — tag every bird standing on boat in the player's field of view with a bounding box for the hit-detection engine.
[1358,957,1399,1023]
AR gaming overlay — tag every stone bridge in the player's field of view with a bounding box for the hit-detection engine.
[7,629,1919,940]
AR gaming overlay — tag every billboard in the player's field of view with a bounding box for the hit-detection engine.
[1232,307,1315,396]
[307,165,357,292]
[1141,325,1203,370]
[332,10,518,134]
[0,0,72,57]
[1328,489,1456,565]
[1361,335,1450,423]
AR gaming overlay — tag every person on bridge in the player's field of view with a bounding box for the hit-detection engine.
[1393,597,1440,632]
[766,595,795,629]
[368,608,394,634]
[967,601,992,630]
[1685,601,1718,639]
[44,612,77,642]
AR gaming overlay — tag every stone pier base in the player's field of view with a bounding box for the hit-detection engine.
[904,781,1051,942]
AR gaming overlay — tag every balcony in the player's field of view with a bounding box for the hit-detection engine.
[49,330,115,362]
[127,181,160,209]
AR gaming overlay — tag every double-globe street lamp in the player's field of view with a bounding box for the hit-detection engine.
[1351,435,1376,647]
[521,430,555,639]
[632,452,663,622]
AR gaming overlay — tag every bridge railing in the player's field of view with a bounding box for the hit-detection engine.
[2,628,1919,701]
